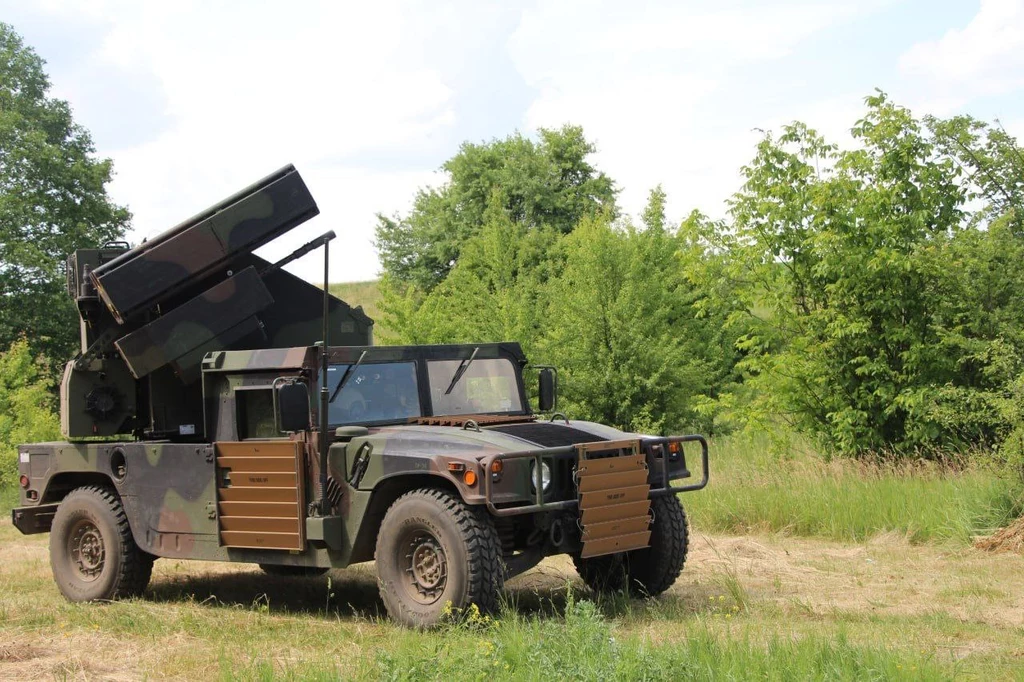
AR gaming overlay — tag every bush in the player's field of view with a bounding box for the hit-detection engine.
[0,339,60,489]
[730,94,1024,457]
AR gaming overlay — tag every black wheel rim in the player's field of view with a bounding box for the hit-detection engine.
[399,528,448,605]
[68,519,105,582]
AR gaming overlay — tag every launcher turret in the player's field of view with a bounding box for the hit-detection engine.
[62,164,372,440]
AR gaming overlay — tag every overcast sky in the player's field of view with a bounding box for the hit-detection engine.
[4,0,1023,283]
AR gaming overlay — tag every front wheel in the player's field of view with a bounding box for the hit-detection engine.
[574,495,689,596]
[375,488,503,628]
[49,485,154,602]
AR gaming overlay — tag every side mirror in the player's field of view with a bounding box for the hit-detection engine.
[276,381,311,433]
[538,368,557,412]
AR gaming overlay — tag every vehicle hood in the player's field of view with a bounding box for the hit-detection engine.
[370,419,634,460]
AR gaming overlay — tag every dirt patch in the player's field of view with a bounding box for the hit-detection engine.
[974,516,1024,554]
[0,644,39,663]
[0,633,143,682]
[506,533,1024,629]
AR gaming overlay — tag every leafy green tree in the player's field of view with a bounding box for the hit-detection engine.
[0,23,130,370]
[539,188,737,434]
[0,338,60,489]
[729,93,1024,456]
[928,114,1024,233]
[375,126,616,291]
[674,209,750,432]
[379,192,551,354]
[380,181,747,434]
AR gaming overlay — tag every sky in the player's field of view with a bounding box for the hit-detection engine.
[3,0,1024,283]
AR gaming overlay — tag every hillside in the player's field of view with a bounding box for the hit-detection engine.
[329,280,383,337]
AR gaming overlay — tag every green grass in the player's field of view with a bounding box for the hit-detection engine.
[0,484,16,516]
[687,434,1023,543]
[211,597,956,682]
[329,280,382,327]
[3,432,1024,679]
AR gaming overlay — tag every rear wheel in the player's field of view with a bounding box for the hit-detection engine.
[574,495,688,596]
[259,564,329,578]
[375,488,503,628]
[49,485,153,602]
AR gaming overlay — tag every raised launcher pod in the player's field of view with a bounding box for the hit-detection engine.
[90,165,318,325]
[61,164,373,441]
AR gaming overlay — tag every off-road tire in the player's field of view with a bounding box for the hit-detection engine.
[49,485,154,602]
[375,488,503,628]
[573,495,689,597]
[259,564,330,578]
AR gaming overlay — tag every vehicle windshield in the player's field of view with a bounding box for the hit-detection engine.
[427,358,523,416]
[327,361,420,425]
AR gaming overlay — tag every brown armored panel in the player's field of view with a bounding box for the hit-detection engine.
[216,456,297,473]
[579,531,652,559]
[576,439,653,559]
[225,472,297,487]
[580,500,651,526]
[114,267,273,379]
[218,501,299,516]
[220,531,302,549]
[576,452,645,476]
[215,440,305,551]
[218,487,298,503]
[92,165,318,324]
[581,516,653,541]
[576,468,649,493]
[219,517,300,533]
[217,442,299,458]
[579,484,650,508]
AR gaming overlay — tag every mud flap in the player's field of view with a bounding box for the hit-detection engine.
[575,440,652,558]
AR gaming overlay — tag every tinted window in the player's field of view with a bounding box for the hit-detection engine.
[427,359,523,416]
[327,362,420,424]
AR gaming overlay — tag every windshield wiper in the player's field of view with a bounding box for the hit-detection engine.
[445,346,479,395]
[329,350,367,403]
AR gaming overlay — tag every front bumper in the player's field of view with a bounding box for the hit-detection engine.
[480,434,709,518]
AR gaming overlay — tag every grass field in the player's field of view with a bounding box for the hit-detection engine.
[2,439,1023,680]
[329,281,384,335]
[687,435,1023,544]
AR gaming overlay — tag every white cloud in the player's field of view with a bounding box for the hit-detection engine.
[31,0,462,281]
[900,0,1024,104]
[509,1,882,222]
[14,0,1024,285]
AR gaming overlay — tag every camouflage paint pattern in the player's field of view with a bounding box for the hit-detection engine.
[13,163,706,575]
[60,165,371,440]
[16,342,701,570]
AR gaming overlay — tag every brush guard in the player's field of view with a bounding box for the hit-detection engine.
[480,434,708,557]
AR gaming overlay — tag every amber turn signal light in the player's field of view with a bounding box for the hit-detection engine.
[490,460,503,474]
[463,469,477,486]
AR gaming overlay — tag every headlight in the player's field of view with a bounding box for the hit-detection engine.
[530,460,552,492]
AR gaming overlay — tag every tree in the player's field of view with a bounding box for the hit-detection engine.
[729,93,1024,456]
[0,338,60,489]
[379,191,551,354]
[375,126,616,291]
[537,187,744,435]
[0,23,130,371]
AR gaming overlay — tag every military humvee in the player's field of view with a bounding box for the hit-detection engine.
[10,166,709,627]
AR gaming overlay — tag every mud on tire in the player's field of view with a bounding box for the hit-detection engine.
[573,494,689,597]
[375,488,503,628]
[49,485,154,602]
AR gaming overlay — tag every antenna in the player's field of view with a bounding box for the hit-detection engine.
[318,230,336,516]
